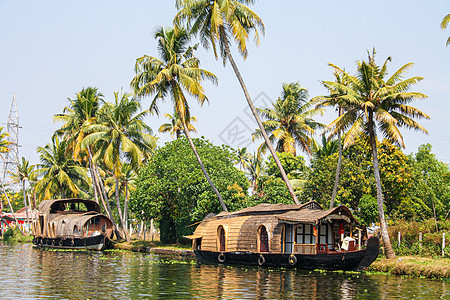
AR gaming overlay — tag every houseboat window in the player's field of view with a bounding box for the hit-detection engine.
[39,216,44,234]
[319,224,328,245]
[259,226,269,252]
[296,224,316,244]
[218,226,225,252]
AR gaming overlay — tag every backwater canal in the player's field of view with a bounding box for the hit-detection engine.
[0,243,448,299]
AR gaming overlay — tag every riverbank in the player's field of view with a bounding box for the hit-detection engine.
[114,240,195,257]
[367,256,450,280]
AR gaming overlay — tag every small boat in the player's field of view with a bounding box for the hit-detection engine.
[185,201,379,271]
[32,198,114,250]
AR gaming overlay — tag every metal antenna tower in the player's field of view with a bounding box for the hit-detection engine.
[2,94,20,192]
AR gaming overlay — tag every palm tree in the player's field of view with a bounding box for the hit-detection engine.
[246,151,264,193]
[9,157,36,225]
[54,87,119,228]
[236,147,252,171]
[174,1,300,204]
[440,14,450,46]
[322,49,429,258]
[34,136,90,200]
[82,92,157,241]
[131,26,229,212]
[253,82,323,156]
[313,135,339,159]
[159,111,197,139]
[313,71,348,209]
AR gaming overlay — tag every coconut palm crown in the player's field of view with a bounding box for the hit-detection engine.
[322,49,429,259]
[253,82,323,156]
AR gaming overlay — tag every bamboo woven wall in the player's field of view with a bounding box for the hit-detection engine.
[193,215,284,253]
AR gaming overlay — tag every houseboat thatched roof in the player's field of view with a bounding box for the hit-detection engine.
[216,201,322,218]
[277,205,358,224]
[39,198,101,216]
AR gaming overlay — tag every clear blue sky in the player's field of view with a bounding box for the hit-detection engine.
[0,0,449,165]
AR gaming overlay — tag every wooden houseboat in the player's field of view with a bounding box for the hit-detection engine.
[32,198,114,250]
[185,201,379,271]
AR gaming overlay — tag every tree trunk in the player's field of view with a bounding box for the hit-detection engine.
[368,112,395,258]
[93,164,122,240]
[224,44,300,205]
[124,181,129,231]
[182,120,228,212]
[87,154,99,204]
[330,107,343,209]
[22,180,29,226]
[115,175,130,241]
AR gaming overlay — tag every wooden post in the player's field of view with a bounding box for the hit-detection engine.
[419,232,422,247]
[443,233,446,257]
[358,230,362,250]
[398,232,401,248]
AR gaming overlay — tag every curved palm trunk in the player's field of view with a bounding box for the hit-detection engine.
[224,44,300,205]
[330,107,343,209]
[115,175,130,241]
[182,120,228,212]
[368,113,395,259]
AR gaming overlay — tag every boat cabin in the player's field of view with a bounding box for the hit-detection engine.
[33,198,113,240]
[186,201,361,255]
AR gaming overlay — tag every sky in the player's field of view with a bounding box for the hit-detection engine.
[0,0,449,166]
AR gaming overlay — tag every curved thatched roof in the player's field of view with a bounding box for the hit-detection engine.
[39,198,101,216]
[277,205,358,224]
[216,201,322,218]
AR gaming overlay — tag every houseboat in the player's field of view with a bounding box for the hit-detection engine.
[185,201,379,271]
[32,198,114,250]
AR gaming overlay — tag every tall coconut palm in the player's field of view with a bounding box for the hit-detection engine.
[34,136,90,200]
[253,82,323,156]
[322,49,429,258]
[313,71,348,209]
[53,87,117,228]
[174,1,300,204]
[82,92,157,241]
[440,14,450,46]
[131,26,229,212]
[159,111,197,139]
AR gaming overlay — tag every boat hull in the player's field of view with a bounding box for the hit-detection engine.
[32,234,112,251]
[194,237,379,271]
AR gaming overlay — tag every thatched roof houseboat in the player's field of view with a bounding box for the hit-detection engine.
[32,198,113,250]
[186,201,379,271]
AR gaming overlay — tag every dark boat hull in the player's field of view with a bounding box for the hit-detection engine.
[195,237,379,271]
[32,234,112,251]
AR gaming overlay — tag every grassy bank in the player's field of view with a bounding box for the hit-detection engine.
[367,256,450,280]
[114,240,192,254]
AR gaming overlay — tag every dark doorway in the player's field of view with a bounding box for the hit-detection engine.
[218,226,225,251]
[260,226,269,252]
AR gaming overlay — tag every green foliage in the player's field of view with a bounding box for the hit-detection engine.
[252,176,292,205]
[265,152,306,180]
[358,194,378,225]
[301,138,418,218]
[129,137,249,243]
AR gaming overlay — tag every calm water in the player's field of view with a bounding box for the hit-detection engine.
[0,243,448,299]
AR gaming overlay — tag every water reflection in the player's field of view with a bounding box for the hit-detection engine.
[0,243,448,299]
